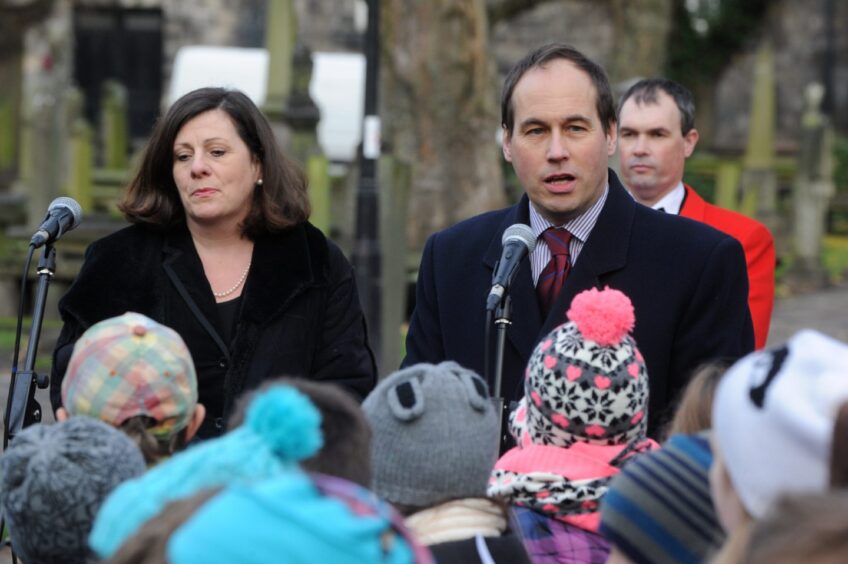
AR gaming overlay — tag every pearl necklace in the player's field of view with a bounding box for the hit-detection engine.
[212,260,252,298]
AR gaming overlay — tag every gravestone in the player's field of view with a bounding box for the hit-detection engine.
[784,83,835,292]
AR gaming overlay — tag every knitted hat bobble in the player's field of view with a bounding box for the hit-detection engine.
[566,287,636,346]
[245,386,323,460]
[90,385,323,559]
[513,286,649,449]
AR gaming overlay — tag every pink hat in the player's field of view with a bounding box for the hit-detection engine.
[513,287,650,449]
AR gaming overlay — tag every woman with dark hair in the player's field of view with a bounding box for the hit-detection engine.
[50,87,376,439]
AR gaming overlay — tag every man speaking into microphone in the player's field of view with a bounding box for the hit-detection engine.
[402,44,754,435]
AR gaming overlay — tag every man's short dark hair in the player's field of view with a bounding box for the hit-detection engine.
[501,43,616,135]
[618,78,696,135]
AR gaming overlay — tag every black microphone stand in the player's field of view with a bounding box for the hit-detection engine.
[486,293,514,456]
[3,243,55,449]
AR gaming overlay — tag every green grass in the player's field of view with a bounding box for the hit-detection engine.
[0,317,60,372]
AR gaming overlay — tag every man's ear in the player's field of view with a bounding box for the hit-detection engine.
[184,404,206,442]
[606,122,618,156]
[56,407,69,422]
[502,126,513,162]
[683,128,700,158]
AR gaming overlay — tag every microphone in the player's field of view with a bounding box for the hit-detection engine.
[486,224,536,312]
[30,197,83,248]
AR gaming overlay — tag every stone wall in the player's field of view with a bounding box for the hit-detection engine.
[34,0,848,152]
[489,1,614,76]
[714,0,848,152]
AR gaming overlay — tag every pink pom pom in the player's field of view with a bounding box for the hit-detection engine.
[566,287,635,346]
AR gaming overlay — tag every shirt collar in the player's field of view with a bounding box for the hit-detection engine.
[528,184,609,243]
[650,182,685,214]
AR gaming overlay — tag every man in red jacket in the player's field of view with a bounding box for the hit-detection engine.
[618,78,775,349]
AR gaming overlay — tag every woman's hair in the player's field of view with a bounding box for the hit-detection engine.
[120,415,189,466]
[744,491,848,564]
[119,87,310,238]
[663,361,729,440]
[831,401,848,487]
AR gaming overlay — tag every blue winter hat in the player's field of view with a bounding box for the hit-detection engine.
[599,432,725,564]
[89,385,323,558]
[167,474,419,564]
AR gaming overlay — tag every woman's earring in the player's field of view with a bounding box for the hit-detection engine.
[256,178,264,187]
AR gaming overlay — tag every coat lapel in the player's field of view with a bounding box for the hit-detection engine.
[161,223,328,347]
[240,224,327,327]
[481,195,543,361]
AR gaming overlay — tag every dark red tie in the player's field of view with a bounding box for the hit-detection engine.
[537,228,573,317]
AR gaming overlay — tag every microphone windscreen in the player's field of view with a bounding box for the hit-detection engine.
[501,223,536,253]
[48,197,83,227]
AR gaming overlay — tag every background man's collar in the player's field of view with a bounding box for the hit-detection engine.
[648,182,685,215]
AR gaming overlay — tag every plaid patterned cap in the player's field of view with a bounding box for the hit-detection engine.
[61,312,198,438]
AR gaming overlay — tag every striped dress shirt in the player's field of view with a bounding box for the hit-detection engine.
[528,186,609,286]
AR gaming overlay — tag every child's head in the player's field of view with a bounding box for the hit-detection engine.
[362,361,498,512]
[600,432,725,564]
[60,312,204,463]
[663,361,728,439]
[89,383,323,559]
[512,287,649,449]
[229,378,372,486]
[711,330,848,527]
[745,491,848,564]
[0,417,146,563]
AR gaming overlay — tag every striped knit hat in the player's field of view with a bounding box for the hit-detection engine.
[61,312,198,439]
[599,432,725,564]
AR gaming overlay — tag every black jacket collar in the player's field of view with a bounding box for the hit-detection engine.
[61,221,329,332]
[161,222,329,330]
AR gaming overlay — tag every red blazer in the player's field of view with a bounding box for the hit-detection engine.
[680,185,775,349]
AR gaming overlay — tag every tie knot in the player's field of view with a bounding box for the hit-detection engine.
[542,228,573,257]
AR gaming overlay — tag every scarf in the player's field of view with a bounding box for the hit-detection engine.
[488,439,657,532]
[404,498,507,545]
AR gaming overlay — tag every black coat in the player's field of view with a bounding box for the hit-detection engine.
[429,532,531,564]
[403,171,754,433]
[51,221,376,438]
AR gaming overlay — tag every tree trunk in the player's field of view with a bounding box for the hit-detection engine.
[0,0,54,190]
[607,0,673,84]
[383,0,506,252]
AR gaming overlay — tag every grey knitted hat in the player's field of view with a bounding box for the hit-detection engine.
[363,361,498,508]
[0,416,146,564]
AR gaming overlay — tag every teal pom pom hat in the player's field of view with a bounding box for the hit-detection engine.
[89,384,323,558]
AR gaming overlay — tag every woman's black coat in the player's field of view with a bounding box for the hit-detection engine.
[51,221,377,438]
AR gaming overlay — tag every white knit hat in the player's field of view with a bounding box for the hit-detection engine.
[712,329,848,518]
